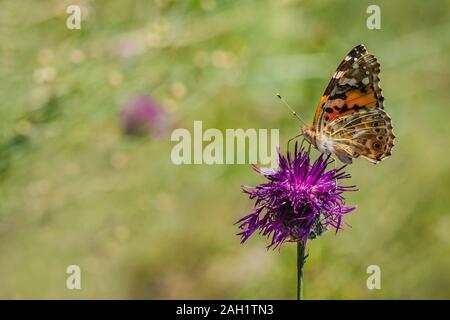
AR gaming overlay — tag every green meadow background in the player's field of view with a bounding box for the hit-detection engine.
[1,0,449,299]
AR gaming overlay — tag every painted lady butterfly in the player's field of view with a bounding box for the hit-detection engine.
[302,44,395,164]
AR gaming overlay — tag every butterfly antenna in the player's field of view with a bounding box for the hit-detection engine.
[276,93,307,126]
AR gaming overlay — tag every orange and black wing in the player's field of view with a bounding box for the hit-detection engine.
[312,44,385,131]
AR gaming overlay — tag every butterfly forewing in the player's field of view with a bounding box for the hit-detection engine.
[310,44,395,164]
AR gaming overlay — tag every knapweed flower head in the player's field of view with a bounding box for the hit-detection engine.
[120,95,171,137]
[237,143,357,249]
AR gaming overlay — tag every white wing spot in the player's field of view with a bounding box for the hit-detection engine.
[334,71,345,78]
[348,78,357,86]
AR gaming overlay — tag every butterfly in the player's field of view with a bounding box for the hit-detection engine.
[301,44,395,164]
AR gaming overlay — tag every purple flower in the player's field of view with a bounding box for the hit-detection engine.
[120,95,171,137]
[237,143,357,249]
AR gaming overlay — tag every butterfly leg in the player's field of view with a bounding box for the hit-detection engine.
[299,138,306,150]
[330,155,339,187]
[287,134,303,153]
[332,155,337,170]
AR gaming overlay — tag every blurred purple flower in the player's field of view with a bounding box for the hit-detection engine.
[120,95,171,137]
[237,143,357,249]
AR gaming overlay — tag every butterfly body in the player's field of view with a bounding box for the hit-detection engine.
[303,44,395,164]
[302,125,334,154]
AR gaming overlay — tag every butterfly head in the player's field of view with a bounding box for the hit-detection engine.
[301,125,317,148]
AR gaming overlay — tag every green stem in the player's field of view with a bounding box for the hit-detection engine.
[297,240,306,300]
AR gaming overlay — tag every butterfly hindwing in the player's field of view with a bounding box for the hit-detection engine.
[323,107,394,164]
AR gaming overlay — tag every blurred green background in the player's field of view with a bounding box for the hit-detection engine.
[1,0,449,299]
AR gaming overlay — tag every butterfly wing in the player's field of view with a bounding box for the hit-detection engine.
[323,107,394,164]
[312,44,394,164]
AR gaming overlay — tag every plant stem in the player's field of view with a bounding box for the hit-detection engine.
[297,240,306,300]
